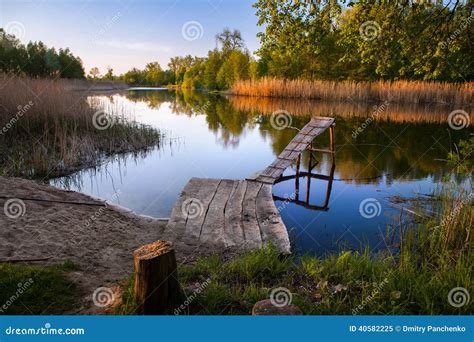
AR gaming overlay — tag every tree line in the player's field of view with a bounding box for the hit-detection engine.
[254,0,473,82]
[96,28,256,90]
[89,1,474,86]
[1,1,472,86]
[0,28,85,79]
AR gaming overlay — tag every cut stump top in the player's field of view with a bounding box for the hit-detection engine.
[134,240,173,260]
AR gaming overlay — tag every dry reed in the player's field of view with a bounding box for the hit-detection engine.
[229,95,473,124]
[230,78,473,106]
[0,75,161,178]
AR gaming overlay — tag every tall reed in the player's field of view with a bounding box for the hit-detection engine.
[231,78,473,105]
[0,75,161,178]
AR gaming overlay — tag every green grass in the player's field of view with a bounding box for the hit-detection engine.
[0,262,79,314]
[117,181,472,315]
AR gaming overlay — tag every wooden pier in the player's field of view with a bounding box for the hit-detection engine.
[162,116,335,254]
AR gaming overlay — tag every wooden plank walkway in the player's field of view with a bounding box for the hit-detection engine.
[247,116,335,184]
[162,116,335,254]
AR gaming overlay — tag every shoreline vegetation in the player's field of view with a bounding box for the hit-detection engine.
[118,178,472,315]
[230,78,473,105]
[0,75,162,179]
[1,142,471,315]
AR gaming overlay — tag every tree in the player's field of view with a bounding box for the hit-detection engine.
[89,67,100,79]
[104,66,114,80]
[215,28,245,55]
[145,62,163,85]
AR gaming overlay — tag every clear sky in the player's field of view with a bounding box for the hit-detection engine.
[0,0,261,75]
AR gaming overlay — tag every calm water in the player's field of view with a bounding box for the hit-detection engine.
[51,90,471,255]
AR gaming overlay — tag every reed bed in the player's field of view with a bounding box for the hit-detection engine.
[0,75,161,178]
[231,78,473,106]
[229,95,473,124]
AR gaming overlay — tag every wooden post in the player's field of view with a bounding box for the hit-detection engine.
[133,240,181,315]
[295,154,301,200]
[329,125,336,163]
[306,144,313,203]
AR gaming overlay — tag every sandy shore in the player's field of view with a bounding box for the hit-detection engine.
[0,176,170,313]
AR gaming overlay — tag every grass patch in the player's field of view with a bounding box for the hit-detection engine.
[117,185,472,315]
[0,262,79,314]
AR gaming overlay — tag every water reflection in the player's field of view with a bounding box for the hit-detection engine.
[51,89,472,255]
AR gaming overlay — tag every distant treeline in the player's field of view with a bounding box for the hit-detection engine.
[1,1,472,87]
[119,1,473,88]
[0,28,85,79]
[116,28,255,90]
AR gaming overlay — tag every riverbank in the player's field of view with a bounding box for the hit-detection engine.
[0,176,168,313]
[230,78,473,105]
[0,75,161,179]
[118,185,472,315]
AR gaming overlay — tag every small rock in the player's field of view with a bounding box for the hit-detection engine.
[252,299,303,316]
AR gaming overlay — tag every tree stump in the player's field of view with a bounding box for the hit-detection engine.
[133,240,181,315]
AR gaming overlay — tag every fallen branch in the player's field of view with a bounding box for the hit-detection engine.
[0,196,105,207]
[0,257,52,263]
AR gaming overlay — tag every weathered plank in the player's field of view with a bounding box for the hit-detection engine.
[241,181,263,248]
[224,180,247,247]
[248,117,334,185]
[256,184,291,254]
[200,179,235,246]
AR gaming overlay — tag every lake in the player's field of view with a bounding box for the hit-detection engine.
[50,89,471,256]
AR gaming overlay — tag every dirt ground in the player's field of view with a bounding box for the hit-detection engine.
[0,176,214,314]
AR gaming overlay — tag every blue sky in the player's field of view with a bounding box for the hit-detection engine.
[0,0,261,74]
